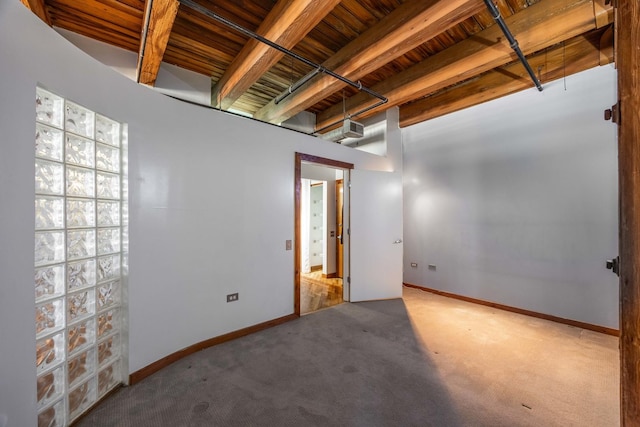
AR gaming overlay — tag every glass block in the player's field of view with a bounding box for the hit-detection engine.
[97,280,119,311]
[67,198,95,228]
[69,378,96,421]
[67,259,96,291]
[67,289,95,324]
[68,318,96,356]
[98,362,121,397]
[96,114,120,147]
[97,201,120,227]
[35,264,65,302]
[35,159,64,196]
[67,229,96,261]
[35,123,64,161]
[37,364,64,410]
[36,298,65,338]
[96,143,120,173]
[97,309,118,338]
[66,166,95,198]
[35,231,65,267]
[65,134,95,168]
[35,196,64,230]
[97,228,120,255]
[36,88,64,128]
[98,334,120,366]
[96,172,120,200]
[97,255,120,283]
[36,332,65,375]
[65,101,94,138]
[38,398,65,427]
[68,349,95,388]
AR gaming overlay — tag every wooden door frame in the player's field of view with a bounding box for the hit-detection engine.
[336,178,344,279]
[294,153,353,315]
[616,1,640,425]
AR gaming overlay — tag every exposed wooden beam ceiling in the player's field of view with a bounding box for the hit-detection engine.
[400,27,614,127]
[212,0,342,111]
[20,0,51,25]
[137,0,180,86]
[316,0,606,131]
[253,0,486,124]
[26,0,616,129]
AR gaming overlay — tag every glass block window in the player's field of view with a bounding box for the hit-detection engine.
[34,87,127,426]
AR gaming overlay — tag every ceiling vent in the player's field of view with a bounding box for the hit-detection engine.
[320,118,364,142]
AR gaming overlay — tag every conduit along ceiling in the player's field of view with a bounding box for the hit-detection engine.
[21,0,614,136]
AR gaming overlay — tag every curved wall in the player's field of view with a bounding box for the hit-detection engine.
[0,3,396,425]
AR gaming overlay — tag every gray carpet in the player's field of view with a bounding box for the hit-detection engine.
[77,287,619,426]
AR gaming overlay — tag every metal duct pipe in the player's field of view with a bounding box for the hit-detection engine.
[180,0,388,104]
[275,67,322,105]
[483,0,543,91]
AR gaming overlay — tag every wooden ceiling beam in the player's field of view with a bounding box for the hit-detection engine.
[316,0,599,131]
[212,0,342,110]
[399,28,612,127]
[253,0,486,124]
[593,0,614,28]
[20,0,52,26]
[136,0,180,86]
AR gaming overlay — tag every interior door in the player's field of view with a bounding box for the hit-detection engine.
[349,169,403,302]
[336,179,344,278]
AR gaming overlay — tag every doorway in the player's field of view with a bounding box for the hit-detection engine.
[294,153,353,316]
[299,179,341,314]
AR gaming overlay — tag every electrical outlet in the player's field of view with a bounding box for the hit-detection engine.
[285,240,292,250]
[428,264,437,271]
[227,293,239,302]
[410,262,418,268]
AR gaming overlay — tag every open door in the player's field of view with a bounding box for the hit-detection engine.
[336,179,344,279]
[349,169,403,302]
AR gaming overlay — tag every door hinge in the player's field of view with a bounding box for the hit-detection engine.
[604,101,620,124]
[606,256,620,276]
[348,181,351,188]
[347,276,351,284]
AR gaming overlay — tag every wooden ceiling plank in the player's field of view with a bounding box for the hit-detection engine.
[212,0,341,110]
[316,0,599,131]
[254,0,486,124]
[50,8,141,38]
[51,15,141,50]
[339,0,381,26]
[20,0,52,25]
[49,0,143,28]
[176,9,249,46]
[171,18,245,57]
[169,33,236,63]
[399,30,607,126]
[137,0,180,86]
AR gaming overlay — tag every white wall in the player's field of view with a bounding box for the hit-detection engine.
[402,65,619,328]
[0,3,397,425]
